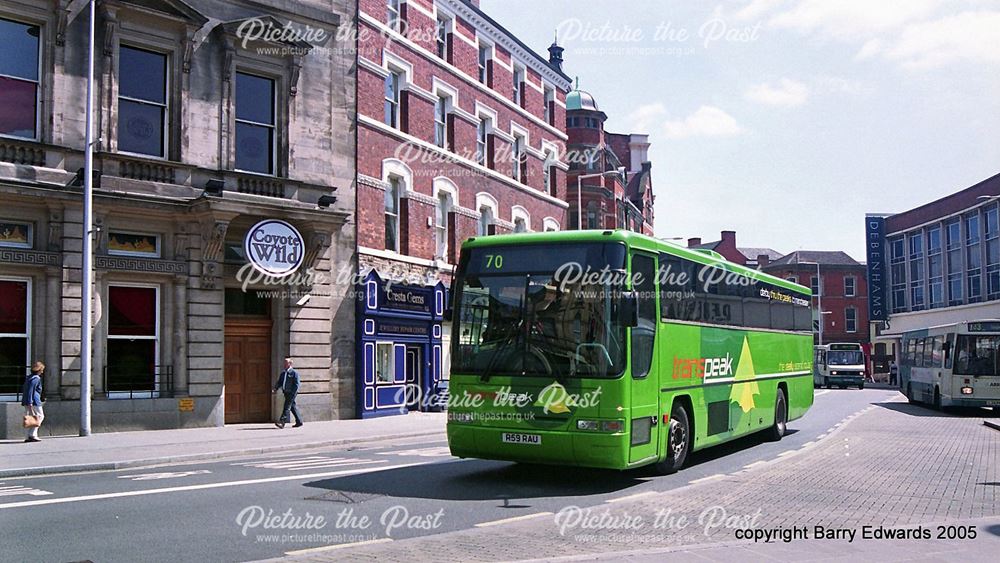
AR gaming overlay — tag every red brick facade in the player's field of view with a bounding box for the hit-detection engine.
[357,0,572,281]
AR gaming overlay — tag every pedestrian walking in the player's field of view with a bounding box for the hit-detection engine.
[22,361,45,442]
[273,358,303,428]
[889,360,898,386]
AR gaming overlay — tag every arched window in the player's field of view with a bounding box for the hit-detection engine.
[511,206,531,233]
[435,190,452,259]
[478,205,494,236]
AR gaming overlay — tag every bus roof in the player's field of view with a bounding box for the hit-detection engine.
[461,229,811,296]
[902,319,1000,336]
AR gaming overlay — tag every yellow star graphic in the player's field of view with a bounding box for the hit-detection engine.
[732,336,760,413]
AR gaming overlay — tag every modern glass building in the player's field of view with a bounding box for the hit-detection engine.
[871,172,1000,359]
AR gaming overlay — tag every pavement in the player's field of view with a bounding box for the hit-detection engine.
[0,412,446,478]
[273,397,1000,562]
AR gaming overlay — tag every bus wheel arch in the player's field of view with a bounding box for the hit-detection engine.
[655,397,692,475]
[767,384,788,441]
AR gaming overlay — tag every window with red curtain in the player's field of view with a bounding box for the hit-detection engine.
[107,286,157,393]
[0,279,29,393]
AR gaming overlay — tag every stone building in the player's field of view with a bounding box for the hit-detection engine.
[0,0,356,437]
[354,0,572,417]
[565,85,654,234]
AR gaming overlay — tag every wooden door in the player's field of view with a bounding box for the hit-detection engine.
[224,320,273,423]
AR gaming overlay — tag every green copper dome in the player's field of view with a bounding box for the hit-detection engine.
[566,89,599,111]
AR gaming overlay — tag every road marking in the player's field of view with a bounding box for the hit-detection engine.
[0,484,53,497]
[117,470,212,481]
[232,457,387,471]
[285,538,393,556]
[777,450,796,457]
[743,461,768,470]
[376,446,453,457]
[815,390,831,397]
[605,491,657,503]
[475,512,553,527]
[0,463,424,510]
[689,473,727,484]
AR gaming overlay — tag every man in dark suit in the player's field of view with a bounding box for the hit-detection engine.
[273,358,303,428]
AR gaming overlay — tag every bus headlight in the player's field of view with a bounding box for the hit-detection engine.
[449,411,475,423]
[830,371,838,376]
[577,420,599,431]
[961,387,974,395]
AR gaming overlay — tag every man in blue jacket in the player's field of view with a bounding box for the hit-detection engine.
[22,361,45,442]
[273,357,303,428]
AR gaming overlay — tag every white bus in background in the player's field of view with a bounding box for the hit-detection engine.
[814,343,866,389]
[901,320,1000,411]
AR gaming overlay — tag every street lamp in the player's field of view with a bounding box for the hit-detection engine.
[575,169,623,230]
[798,261,824,346]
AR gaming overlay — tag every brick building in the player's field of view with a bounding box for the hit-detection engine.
[565,86,654,234]
[0,0,356,438]
[355,0,572,417]
[763,251,870,349]
[686,230,782,268]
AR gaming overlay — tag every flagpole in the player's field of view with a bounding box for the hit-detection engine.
[80,0,95,436]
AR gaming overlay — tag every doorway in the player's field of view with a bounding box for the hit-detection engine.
[224,319,273,424]
[405,345,422,409]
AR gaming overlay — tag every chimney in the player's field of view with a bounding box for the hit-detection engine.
[687,237,701,247]
[548,41,564,71]
[721,230,736,246]
[467,0,481,7]
[757,254,770,268]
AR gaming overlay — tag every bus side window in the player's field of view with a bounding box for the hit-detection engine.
[630,253,657,379]
[944,334,954,369]
[931,336,944,367]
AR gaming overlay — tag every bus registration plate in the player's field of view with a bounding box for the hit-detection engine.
[502,432,541,445]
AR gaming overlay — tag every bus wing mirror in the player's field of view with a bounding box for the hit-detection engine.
[620,291,639,328]
[443,307,453,322]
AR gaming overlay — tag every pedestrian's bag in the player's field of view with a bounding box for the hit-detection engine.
[23,414,41,428]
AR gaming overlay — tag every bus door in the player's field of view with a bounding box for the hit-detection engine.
[628,252,660,464]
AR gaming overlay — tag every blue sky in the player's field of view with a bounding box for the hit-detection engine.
[482,0,1000,260]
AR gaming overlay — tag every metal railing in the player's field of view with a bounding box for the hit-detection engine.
[102,365,174,399]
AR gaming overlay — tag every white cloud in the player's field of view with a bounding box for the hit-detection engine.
[856,38,882,60]
[662,106,745,139]
[744,78,809,106]
[625,102,668,132]
[733,0,789,21]
[767,0,946,40]
[886,11,1000,69]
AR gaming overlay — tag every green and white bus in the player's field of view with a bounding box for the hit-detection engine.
[900,320,1000,410]
[813,343,866,389]
[446,230,814,474]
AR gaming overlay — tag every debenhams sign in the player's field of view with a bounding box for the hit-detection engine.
[244,219,304,277]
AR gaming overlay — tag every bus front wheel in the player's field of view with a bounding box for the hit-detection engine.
[767,388,787,441]
[654,406,690,475]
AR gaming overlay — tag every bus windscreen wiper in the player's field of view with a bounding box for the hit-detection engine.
[479,319,523,383]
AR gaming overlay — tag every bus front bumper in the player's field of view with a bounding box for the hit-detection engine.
[825,376,864,386]
[447,423,631,470]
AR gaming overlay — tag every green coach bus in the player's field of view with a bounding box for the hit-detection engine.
[446,230,814,474]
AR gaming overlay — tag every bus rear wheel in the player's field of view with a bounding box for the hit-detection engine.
[767,388,787,441]
[654,406,690,475]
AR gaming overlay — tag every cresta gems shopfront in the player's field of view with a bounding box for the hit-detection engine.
[356,270,448,417]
